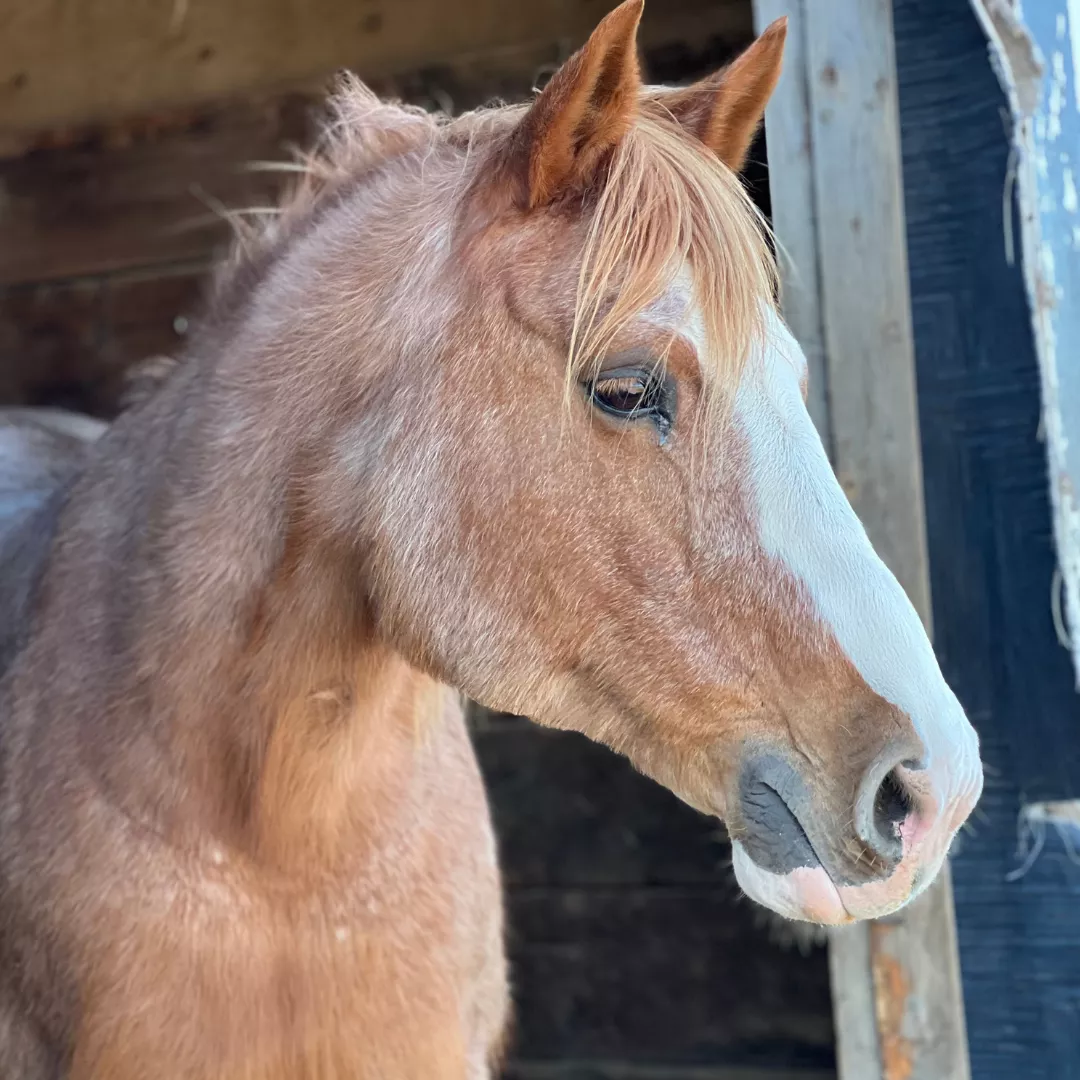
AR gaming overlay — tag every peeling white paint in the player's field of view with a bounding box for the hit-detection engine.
[1034,137,1052,181]
[1040,240,1058,283]
[1006,799,1080,879]
[1065,167,1079,210]
[1070,0,1080,108]
[971,0,1080,687]
[1049,51,1067,140]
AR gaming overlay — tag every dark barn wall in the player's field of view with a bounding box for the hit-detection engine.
[893,1,1080,1076]
[474,711,835,1078]
[0,25,832,1080]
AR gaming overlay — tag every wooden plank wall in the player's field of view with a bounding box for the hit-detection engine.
[475,712,836,1078]
[0,6,838,1077]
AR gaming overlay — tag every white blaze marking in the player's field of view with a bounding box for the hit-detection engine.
[635,275,983,899]
[733,311,982,814]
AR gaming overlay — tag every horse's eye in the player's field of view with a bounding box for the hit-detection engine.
[587,366,675,436]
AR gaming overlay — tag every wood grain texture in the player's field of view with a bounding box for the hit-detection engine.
[0,26,760,288]
[0,26,760,416]
[826,919,880,1079]
[867,870,968,1080]
[0,94,313,286]
[752,0,831,444]
[751,1,971,1078]
[801,0,930,619]
[0,0,751,140]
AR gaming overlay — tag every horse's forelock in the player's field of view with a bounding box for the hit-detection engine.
[570,109,778,418]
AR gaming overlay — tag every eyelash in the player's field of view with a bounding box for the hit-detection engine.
[586,366,676,439]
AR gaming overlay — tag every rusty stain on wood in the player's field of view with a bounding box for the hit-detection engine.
[869,923,913,1080]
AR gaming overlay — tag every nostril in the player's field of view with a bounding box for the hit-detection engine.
[856,760,917,865]
[873,769,913,847]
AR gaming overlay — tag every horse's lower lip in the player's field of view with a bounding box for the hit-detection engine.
[730,841,854,924]
[729,839,948,925]
[784,866,854,924]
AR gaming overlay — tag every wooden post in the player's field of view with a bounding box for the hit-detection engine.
[752,1,972,1077]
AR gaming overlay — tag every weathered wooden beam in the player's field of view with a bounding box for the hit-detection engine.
[799,3,931,617]
[0,18,759,417]
[0,93,314,286]
[0,17,755,288]
[0,0,750,145]
[0,47,580,286]
[753,0,830,444]
[751,1,972,1078]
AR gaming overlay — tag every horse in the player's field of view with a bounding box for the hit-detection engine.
[0,3,983,1076]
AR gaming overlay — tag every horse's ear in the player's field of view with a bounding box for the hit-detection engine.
[509,0,643,208]
[663,18,787,172]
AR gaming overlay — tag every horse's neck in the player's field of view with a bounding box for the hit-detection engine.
[24,364,444,876]
[247,647,451,874]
